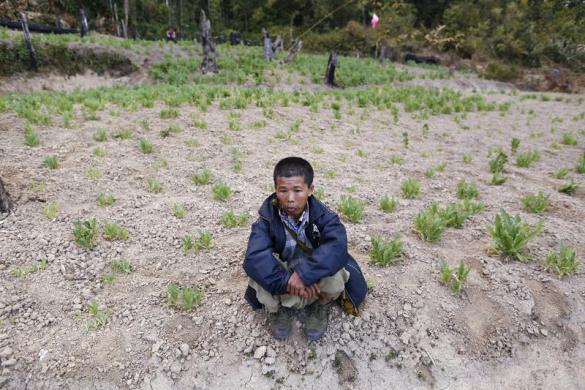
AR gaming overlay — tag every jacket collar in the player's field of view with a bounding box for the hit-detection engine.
[258,193,325,223]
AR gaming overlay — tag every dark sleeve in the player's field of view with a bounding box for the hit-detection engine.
[243,217,291,295]
[295,212,349,286]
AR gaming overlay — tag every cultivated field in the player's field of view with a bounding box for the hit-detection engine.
[0,33,584,389]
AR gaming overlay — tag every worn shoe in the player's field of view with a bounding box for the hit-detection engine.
[268,308,293,340]
[304,303,330,341]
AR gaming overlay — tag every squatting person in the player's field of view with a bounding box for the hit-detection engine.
[243,156,367,341]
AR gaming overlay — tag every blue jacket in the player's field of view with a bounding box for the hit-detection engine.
[243,193,367,313]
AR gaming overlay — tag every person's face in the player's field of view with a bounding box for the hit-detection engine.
[275,176,313,221]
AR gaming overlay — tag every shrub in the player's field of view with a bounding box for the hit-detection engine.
[515,150,541,168]
[379,195,398,213]
[484,63,520,82]
[489,209,543,261]
[522,192,549,213]
[192,169,212,185]
[222,210,249,227]
[414,204,447,242]
[369,237,403,266]
[400,178,421,199]
[73,218,99,249]
[456,179,479,200]
[558,180,579,195]
[44,156,59,169]
[544,244,580,277]
[337,195,366,223]
[212,182,232,201]
[103,222,129,241]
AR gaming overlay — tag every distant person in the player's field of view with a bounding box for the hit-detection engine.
[166,27,177,43]
[243,157,367,341]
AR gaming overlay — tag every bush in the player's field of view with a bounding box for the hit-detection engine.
[484,63,520,82]
[369,237,403,266]
[489,209,542,261]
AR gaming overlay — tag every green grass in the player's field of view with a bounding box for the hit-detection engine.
[43,202,59,220]
[138,138,154,154]
[222,210,249,227]
[212,182,232,201]
[182,231,213,254]
[414,204,447,242]
[84,300,110,330]
[389,155,404,165]
[561,133,578,146]
[192,169,212,185]
[93,147,107,157]
[439,258,470,295]
[160,107,179,119]
[166,283,203,310]
[489,209,543,261]
[576,152,585,174]
[192,114,208,129]
[337,195,366,223]
[511,137,520,154]
[313,187,325,201]
[456,179,479,200]
[44,156,59,169]
[97,192,115,207]
[93,128,107,142]
[103,222,129,241]
[544,244,580,277]
[558,180,579,195]
[147,177,163,193]
[24,126,40,147]
[491,171,507,185]
[11,259,47,278]
[554,167,570,179]
[522,192,549,213]
[489,151,507,173]
[438,202,469,228]
[369,237,403,266]
[73,218,99,249]
[86,167,102,180]
[112,128,133,139]
[400,178,421,199]
[379,195,398,213]
[462,154,473,163]
[515,149,541,168]
[172,203,187,218]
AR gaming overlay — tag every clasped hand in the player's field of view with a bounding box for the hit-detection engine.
[287,271,320,299]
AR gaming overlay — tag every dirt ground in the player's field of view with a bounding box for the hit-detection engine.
[0,67,584,390]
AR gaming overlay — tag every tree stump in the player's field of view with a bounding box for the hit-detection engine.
[0,177,12,214]
[325,51,338,87]
[272,35,283,55]
[282,39,302,64]
[19,12,38,71]
[199,10,218,74]
[80,8,89,38]
[262,28,274,61]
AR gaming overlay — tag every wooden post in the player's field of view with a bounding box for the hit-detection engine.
[19,12,38,71]
[325,51,337,86]
[80,8,89,38]
[272,34,283,55]
[283,38,302,64]
[199,10,218,74]
[0,177,12,215]
[262,28,274,61]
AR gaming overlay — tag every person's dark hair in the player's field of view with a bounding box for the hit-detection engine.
[273,157,314,186]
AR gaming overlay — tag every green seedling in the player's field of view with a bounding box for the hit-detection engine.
[337,195,366,223]
[439,257,452,285]
[173,204,187,218]
[489,151,507,173]
[147,177,163,193]
[544,244,580,277]
[73,218,99,249]
[212,182,232,201]
[111,259,132,274]
[511,138,520,154]
[24,126,40,147]
[84,300,110,330]
[489,209,543,261]
[459,199,484,215]
[160,107,178,119]
[184,138,200,147]
[93,147,107,157]
[369,237,403,266]
[167,284,203,310]
[554,168,570,179]
[439,203,469,228]
[561,133,578,145]
[112,129,133,139]
[43,202,59,220]
[491,171,507,185]
[94,128,107,142]
[222,210,249,228]
[389,155,403,165]
[439,258,470,295]
[195,231,213,250]
[192,114,207,129]
[100,273,116,285]
[86,167,102,180]
[379,195,398,213]
[167,283,180,306]
[462,154,472,164]
[182,236,194,254]
[44,156,59,169]
[576,152,585,174]
[97,192,115,207]
[515,150,540,168]
[192,169,212,185]
[414,204,447,242]
[400,178,421,199]
[139,138,154,154]
[402,132,409,148]
[522,192,549,213]
[313,187,325,200]
[558,180,579,195]
[456,179,479,200]
[11,259,47,278]
[103,223,129,241]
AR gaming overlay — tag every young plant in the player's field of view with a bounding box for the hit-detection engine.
[489,209,543,261]
[554,167,570,179]
[456,179,479,200]
[97,192,115,207]
[544,244,580,277]
[558,180,580,195]
[195,231,213,251]
[369,237,403,266]
[489,151,507,174]
[491,171,507,185]
[160,107,178,119]
[167,284,203,310]
[222,210,249,228]
[100,273,116,285]
[24,126,40,147]
[147,177,163,193]
[103,222,129,241]
[522,192,549,213]
[400,178,421,199]
[561,133,578,146]
[43,202,59,220]
[73,218,99,249]
[93,147,107,157]
[111,259,132,274]
[439,203,468,228]
[44,156,59,169]
[86,167,102,180]
[511,138,520,154]
[138,138,154,154]
[515,149,540,168]
[460,199,484,215]
[379,195,398,213]
[313,187,325,200]
[192,169,212,185]
[181,236,195,254]
[439,257,452,285]
[212,182,232,201]
[172,204,187,218]
[414,204,447,242]
[439,258,470,295]
[462,154,473,164]
[112,129,133,139]
[167,283,180,307]
[84,300,110,330]
[93,128,107,142]
[576,152,585,174]
[337,195,366,223]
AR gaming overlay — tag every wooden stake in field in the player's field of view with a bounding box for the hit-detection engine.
[282,38,302,64]
[80,8,89,38]
[325,51,338,87]
[0,177,13,215]
[18,12,38,71]
[199,10,218,74]
[262,28,274,61]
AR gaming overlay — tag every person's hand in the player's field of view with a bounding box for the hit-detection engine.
[287,271,306,297]
[304,284,320,299]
